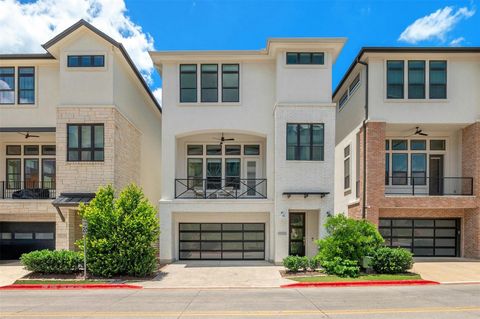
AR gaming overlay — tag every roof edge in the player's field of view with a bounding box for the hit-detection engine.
[0,53,54,60]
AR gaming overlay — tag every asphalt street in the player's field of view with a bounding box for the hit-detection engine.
[1,284,479,318]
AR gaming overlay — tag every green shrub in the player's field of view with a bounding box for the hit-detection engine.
[321,257,359,278]
[371,247,413,274]
[20,250,82,274]
[283,255,310,272]
[309,255,321,271]
[315,215,384,277]
[76,184,159,278]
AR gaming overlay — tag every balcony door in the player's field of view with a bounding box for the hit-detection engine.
[243,159,261,197]
[429,155,444,195]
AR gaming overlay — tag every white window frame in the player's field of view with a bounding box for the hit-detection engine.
[343,144,351,192]
[338,73,361,110]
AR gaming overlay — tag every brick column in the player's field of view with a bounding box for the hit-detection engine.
[364,122,386,225]
[462,122,480,258]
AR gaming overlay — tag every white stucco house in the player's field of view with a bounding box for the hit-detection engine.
[150,38,345,263]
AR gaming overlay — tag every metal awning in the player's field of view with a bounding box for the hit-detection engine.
[51,193,95,221]
[282,192,330,198]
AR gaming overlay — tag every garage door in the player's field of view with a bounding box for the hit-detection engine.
[0,222,55,260]
[379,218,459,257]
[179,223,265,260]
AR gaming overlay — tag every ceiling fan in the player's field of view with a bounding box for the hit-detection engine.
[412,127,428,136]
[17,132,40,139]
[213,133,235,145]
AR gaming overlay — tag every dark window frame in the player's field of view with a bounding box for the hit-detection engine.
[387,60,404,99]
[429,60,447,99]
[18,66,35,104]
[286,52,325,65]
[286,123,325,161]
[222,64,240,102]
[6,145,21,156]
[66,124,104,162]
[67,55,105,68]
[0,67,15,105]
[5,158,21,188]
[201,64,218,103]
[408,60,425,99]
[180,64,197,103]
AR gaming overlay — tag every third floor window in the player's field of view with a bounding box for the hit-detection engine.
[180,63,239,103]
[0,66,35,105]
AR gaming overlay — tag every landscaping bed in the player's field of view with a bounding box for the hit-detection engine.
[288,273,421,282]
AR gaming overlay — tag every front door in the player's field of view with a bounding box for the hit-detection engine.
[429,155,444,195]
[289,212,305,256]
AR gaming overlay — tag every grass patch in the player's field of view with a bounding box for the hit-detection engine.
[14,279,110,285]
[290,273,421,283]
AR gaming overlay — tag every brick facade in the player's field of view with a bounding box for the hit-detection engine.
[350,121,480,258]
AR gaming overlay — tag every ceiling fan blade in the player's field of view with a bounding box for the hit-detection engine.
[29,135,40,138]
[224,138,235,141]
[419,132,428,136]
[17,132,26,136]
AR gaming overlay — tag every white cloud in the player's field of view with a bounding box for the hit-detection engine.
[0,0,155,83]
[152,87,162,106]
[449,37,466,47]
[399,6,475,44]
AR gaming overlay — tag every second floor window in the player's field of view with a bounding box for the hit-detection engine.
[429,61,447,99]
[180,64,197,103]
[67,124,104,162]
[408,61,425,99]
[67,55,105,67]
[387,61,404,99]
[18,67,35,104]
[201,64,218,102]
[286,123,324,161]
[0,67,15,104]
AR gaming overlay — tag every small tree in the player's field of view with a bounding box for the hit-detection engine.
[316,215,384,277]
[76,184,159,277]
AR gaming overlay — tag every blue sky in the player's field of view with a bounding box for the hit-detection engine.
[1,0,479,102]
[125,0,479,92]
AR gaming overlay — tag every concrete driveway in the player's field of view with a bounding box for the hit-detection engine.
[412,258,480,283]
[137,261,294,288]
[0,260,29,287]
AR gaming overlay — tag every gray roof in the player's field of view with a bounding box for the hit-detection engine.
[52,193,96,207]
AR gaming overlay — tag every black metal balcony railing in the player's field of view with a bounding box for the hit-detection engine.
[175,178,267,199]
[385,176,473,196]
[0,181,56,199]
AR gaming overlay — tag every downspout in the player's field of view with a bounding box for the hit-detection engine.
[357,59,368,219]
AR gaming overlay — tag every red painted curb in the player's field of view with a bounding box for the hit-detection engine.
[0,283,142,290]
[281,280,439,288]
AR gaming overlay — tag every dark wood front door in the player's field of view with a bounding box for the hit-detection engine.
[289,212,305,256]
[429,155,444,195]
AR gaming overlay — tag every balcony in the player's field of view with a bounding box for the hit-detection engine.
[385,176,473,196]
[175,178,267,199]
[0,181,56,199]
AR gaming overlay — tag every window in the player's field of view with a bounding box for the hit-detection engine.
[206,158,222,189]
[392,153,408,185]
[222,64,239,102]
[180,64,197,103]
[286,123,324,161]
[6,159,21,189]
[225,145,241,155]
[286,52,324,65]
[6,145,21,155]
[24,159,39,188]
[349,74,360,94]
[392,140,407,150]
[410,140,426,150]
[18,67,35,104]
[187,145,203,156]
[67,55,105,67]
[244,145,260,156]
[430,139,446,150]
[344,145,351,190]
[41,145,56,155]
[225,158,241,189]
[24,145,39,155]
[411,153,426,185]
[42,159,56,189]
[201,64,218,102]
[339,91,348,109]
[387,61,404,99]
[188,158,203,188]
[0,67,15,104]
[429,61,447,99]
[67,124,104,161]
[408,61,425,99]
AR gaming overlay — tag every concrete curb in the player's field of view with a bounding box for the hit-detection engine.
[0,283,142,290]
[281,279,439,288]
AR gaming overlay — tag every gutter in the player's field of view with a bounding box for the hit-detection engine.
[357,58,368,219]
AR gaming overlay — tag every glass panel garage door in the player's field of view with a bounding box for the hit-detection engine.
[0,222,55,260]
[179,223,265,260]
[379,218,459,257]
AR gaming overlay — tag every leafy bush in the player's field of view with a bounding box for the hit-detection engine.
[371,247,413,274]
[308,255,321,271]
[315,215,384,277]
[20,250,82,274]
[76,184,159,278]
[283,255,310,272]
[321,257,359,278]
